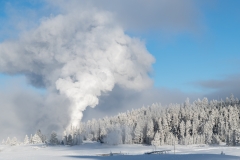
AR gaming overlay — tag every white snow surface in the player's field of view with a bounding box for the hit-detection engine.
[1,141,240,160]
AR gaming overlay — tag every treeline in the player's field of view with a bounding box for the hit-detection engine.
[65,95,240,146]
[2,130,59,146]
[2,95,240,147]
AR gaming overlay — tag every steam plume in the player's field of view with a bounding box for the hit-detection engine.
[0,10,154,127]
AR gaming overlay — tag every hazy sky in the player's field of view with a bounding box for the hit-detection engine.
[0,0,239,139]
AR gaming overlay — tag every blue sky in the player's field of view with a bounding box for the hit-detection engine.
[145,1,240,92]
[0,0,239,95]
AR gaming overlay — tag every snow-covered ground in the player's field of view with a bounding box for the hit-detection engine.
[1,142,240,160]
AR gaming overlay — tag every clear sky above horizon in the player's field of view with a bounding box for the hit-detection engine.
[141,1,240,93]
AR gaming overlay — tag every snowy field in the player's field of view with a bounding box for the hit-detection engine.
[1,142,240,160]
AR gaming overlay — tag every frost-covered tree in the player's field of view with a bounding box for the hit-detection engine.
[36,129,46,143]
[62,130,67,145]
[49,131,59,145]
[24,135,30,145]
[99,127,107,143]
[123,126,132,144]
[179,121,185,144]
[233,129,240,146]
[212,134,221,144]
[10,137,18,146]
[185,120,192,145]
[74,133,83,145]
[6,137,11,145]
[158,123,165,145]
[204,122,213,144]
[146,120,154,144]
[31,134,42,144]
[133,123,143,144]
[2,139,5,145]
[66,134,73,145]
[151,131,160,146]
[30,134,33,144]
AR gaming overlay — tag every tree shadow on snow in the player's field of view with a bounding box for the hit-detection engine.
[65,154,240,160]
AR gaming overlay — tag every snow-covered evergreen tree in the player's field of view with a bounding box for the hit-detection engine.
[99,127,107,143]
[74,133,83,145]
[24,135,30,145]
[36,129,46,143]
[62,130,67,145]
[146,119,154,144]
[31,134,42,144]
[49,131,59,145]
[6,137,11,145]
[66,134,73,145]
[179,121,185,144]
[133,123,143,144]
[123,126,132,144]
[2,139,5,145]
[10,137,18,146]
[30,134,33,144]
[151,131,160,146]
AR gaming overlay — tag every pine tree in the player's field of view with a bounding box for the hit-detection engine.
[185,120,192,145]
[36,129,45,143]
[204,122,213,144]
[10,137,18,146]
[100,127,107,142]
[212,134,221,144]
[24,135,30,145]
[124,126,132,144]
[32,134,42,144]
[62,130,67,145]
[133,123,142,144]
[146,120,154,144]
[179,121,185,144]
[67,134,73,145]
[151,131,160,146]
[75,133,83,145]
[30,134,33,144]
[6,137,11,145]
[49,131,59,145]
[2,139,5,145]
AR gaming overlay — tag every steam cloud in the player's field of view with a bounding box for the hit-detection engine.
[0,9,154,127]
